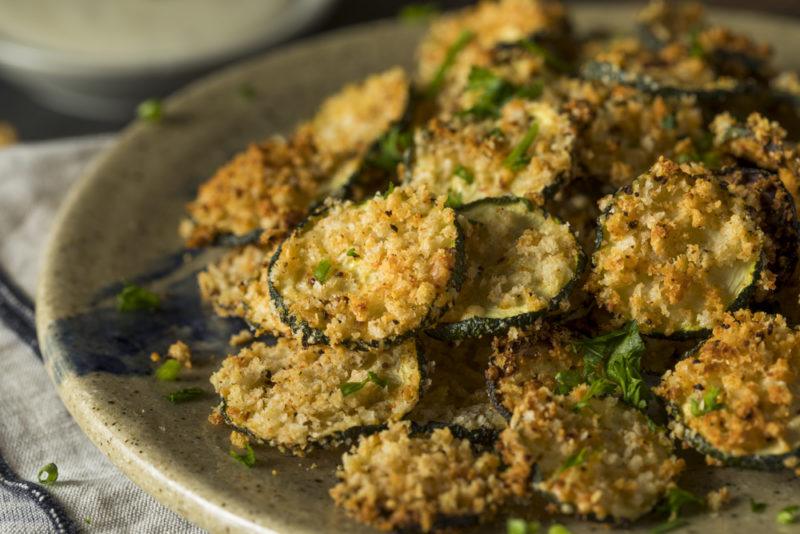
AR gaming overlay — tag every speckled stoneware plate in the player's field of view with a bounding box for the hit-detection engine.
[36,5,800,533]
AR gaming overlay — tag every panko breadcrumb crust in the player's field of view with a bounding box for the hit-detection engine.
[268,185,463,347]
[656,310,800,461]
[499,386,684,521]
[210,338,421,453]
[181,68,409,247]
[330,421,507,532]
[588,157,764,336]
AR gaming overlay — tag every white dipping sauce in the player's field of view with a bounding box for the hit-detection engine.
[0,0,291,62]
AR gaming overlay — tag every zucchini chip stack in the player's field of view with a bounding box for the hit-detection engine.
[210,338,422,453]
[499,386,685,522]
[656,310,800,470]
[267,185,464,348]
[429,197,584,340]
[330,421,507,532]
[181,68,410,247]
[588,157,764,337]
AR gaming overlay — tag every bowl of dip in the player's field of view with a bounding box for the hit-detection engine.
[0,0,334,119]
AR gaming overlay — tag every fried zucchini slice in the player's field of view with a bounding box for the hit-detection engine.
[588,157,764,338]
[718,166,800,294]
[330,421,507,532]
[210,338,422,453]
[656,310,800,470]
[267,185,464,348]
[499,386,684,521]
[486,322,581,418]
[409,100,575,205]
[197,243,291,337]
[409,336,506,443]
[553,79,703,186]
[428,197,584,340]
[416,0,570,110]
[181,68,410,247]
[711,112,800,207]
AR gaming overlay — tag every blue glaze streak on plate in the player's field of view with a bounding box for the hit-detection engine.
[42,251,246,385]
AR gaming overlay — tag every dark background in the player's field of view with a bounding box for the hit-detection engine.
[2,0,799,141]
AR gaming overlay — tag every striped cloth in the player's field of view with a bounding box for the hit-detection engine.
[0,137,205,534]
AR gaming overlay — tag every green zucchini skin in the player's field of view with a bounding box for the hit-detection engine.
[581,60,758,99]
[591,177,763,341]
[428,197,586,341]
[664,403,798,470]
[485,376,513,421]
[268,204,466,350]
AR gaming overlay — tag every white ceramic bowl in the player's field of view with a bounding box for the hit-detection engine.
[0,0,335,119]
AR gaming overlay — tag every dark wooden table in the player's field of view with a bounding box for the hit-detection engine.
[1,0,798,141]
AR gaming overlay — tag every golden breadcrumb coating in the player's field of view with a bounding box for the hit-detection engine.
[588,157,763,336]
[656,310,800,458]
[499,386,684,521]
[330,421,507,532]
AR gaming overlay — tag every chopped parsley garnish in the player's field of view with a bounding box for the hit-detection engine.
[506,519,540,534]
[520,39,571,73]
[571,321,650,410]
[460,67,543,119]
[558,447,589,473]
[689,386,723,417]
[166,387,206,403]
[689,30,704,58]
[84,518,92,525]
[137,98,163,122]
[504,121,539,171]
[554,369,582,395]
[427,30,475,97]
[445,190,464,209]
[454,164,474,184]
[382,181,396,199]
[777,505,800,524]
[750,498,767,513]
[313,259,333,283]
[37,463,58,485]
[117,283,160,312]
[399,3,440,23]
[229,444,256,468]
[661,114,676,129]
[649,519,688,534]
[154,358,182,381]
[340,371,389,396]
[238,83,256,101]
[367,126,411,172]
[346,248,359,258]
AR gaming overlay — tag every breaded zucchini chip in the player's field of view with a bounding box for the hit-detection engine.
[429,197,584,340]
[210,338,422,453]
[553,79,703,186]
[197,243,291,337]
[718,165,800,294]
[330,421,507,532]
[409,336,506,442]
[656,310,800,470]
[181,68,410,246]
[409,100,575,205]
[416,0,570,109]
[486,322,581,418]
[499,386,684,521]
[711,112,800,207]
[268,185,464,348]
[588,157,764,337]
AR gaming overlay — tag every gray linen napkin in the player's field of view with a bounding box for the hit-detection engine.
[0,136,205,534]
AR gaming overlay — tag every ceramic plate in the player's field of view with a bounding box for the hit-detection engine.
[37,6,800,533]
